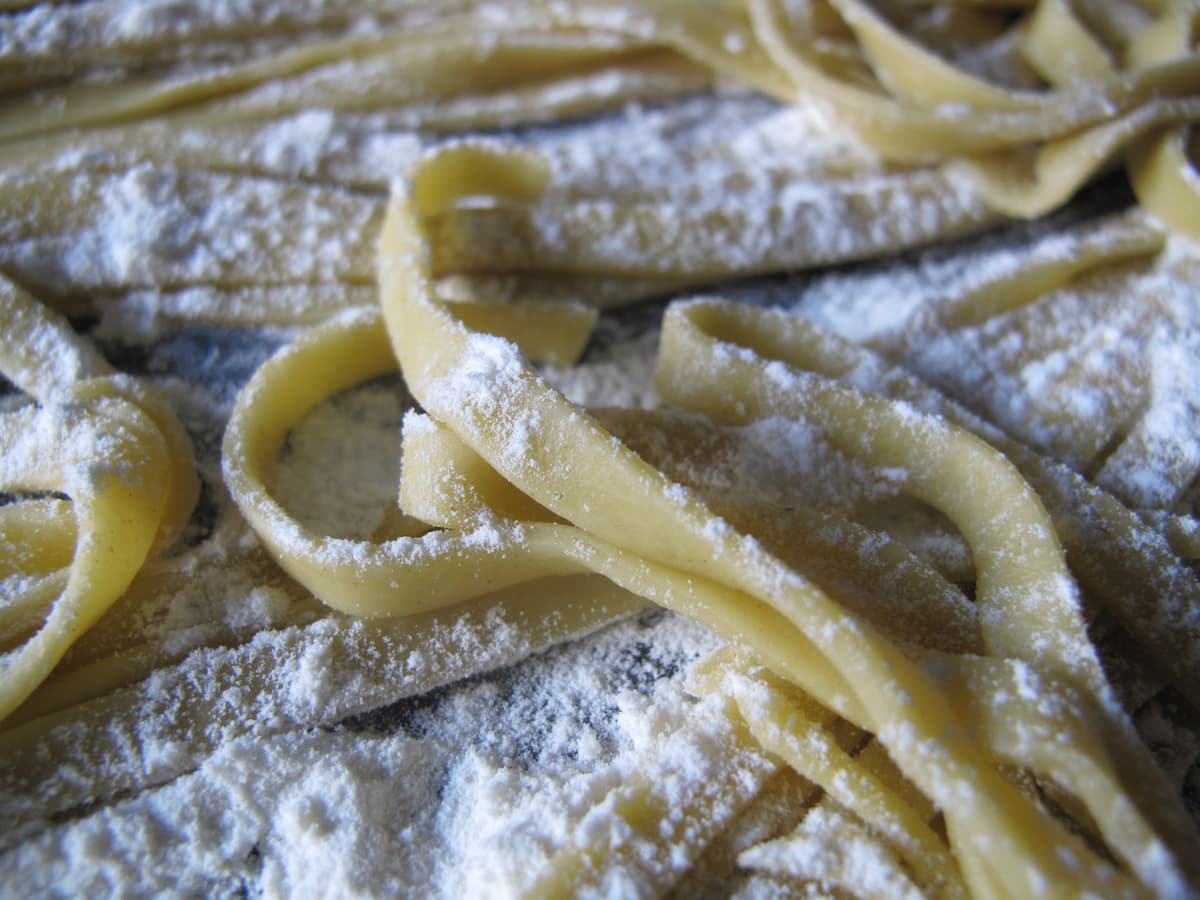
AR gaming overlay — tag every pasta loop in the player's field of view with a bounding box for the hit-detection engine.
[2,3,1199,893]
[291,146,1199,897]
[0,277,198,723]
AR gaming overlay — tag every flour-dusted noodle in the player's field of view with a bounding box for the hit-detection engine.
[770,297,1200,691]
[0,571,644,850]
[404,406,982,654]
[719,278,1200,708]
[525,693,778,896]
[0,17,694,141]
[0,277,198,722]
[0,393,168,722]
[365,144,1199,896]
[2,0,1194,233]
[222,305,862,728]
[2,1,1199,895]
[655,295,1200,890]
[422,156,994,278]
[690,648,966,898]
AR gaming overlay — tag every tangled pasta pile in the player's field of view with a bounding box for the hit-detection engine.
[2,0,1200,896]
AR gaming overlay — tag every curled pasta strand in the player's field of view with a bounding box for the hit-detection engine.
[0,277,198,723]
[1129,124,1200,242]
[0,400,169,723]
[371,145,1184,896]
[941,652,1186,892]
[0,279,198,552]
[653,296,1200,893]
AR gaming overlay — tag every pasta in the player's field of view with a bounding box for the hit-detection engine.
[0,275,198,722]
[2,0,1199,896]
[219,140,1200,894]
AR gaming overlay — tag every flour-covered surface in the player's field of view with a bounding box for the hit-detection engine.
[3,608,729,897]
[2,7,1200,897]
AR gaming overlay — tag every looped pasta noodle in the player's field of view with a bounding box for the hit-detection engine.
[0,2,1197,893]
[0,391,168,722]
[0,275,197,723]
[268,142,1197,897]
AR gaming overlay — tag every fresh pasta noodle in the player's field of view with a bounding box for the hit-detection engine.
[748,0,1200,228]
[0,0,1193,235]
[420,149,994,278]
[2,1,1200,896]
[284,144,1189,895]
[0,276,198,722]
[1126,10,1200,242]
[658,288,1200,709]
[0,20,687,140]
[689,648,965,897]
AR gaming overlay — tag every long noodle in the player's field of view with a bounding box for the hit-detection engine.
[2,1,1198,896]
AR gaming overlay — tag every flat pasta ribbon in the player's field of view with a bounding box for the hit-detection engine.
[3,0,1194,239]
[749,0,1200,229]
[0,277,198,723]
[365,144,1199,896]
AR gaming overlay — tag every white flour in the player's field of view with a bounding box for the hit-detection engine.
[4,610,727,898]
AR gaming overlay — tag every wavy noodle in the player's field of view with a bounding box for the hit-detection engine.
[0,276,197,722]
[207,143,1192,896]
[2,1,1200,895]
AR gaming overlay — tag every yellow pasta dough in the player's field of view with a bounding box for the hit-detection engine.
[236,143,1199,896]
[0,277,200,722]
[1,1,1199,896]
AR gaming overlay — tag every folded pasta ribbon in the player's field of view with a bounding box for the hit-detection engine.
[655,296,1200,896]
[0,277,197,723]
[1126,10,1200,241]
[373,143,1200,896]
[750,0,1200,230]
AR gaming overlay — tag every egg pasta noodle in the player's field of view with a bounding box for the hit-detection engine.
[201,143,1200,896]
[0,276,198,723]
[361,141,1200,585]
[1,0,1199,895]
[0,0,1195,234]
